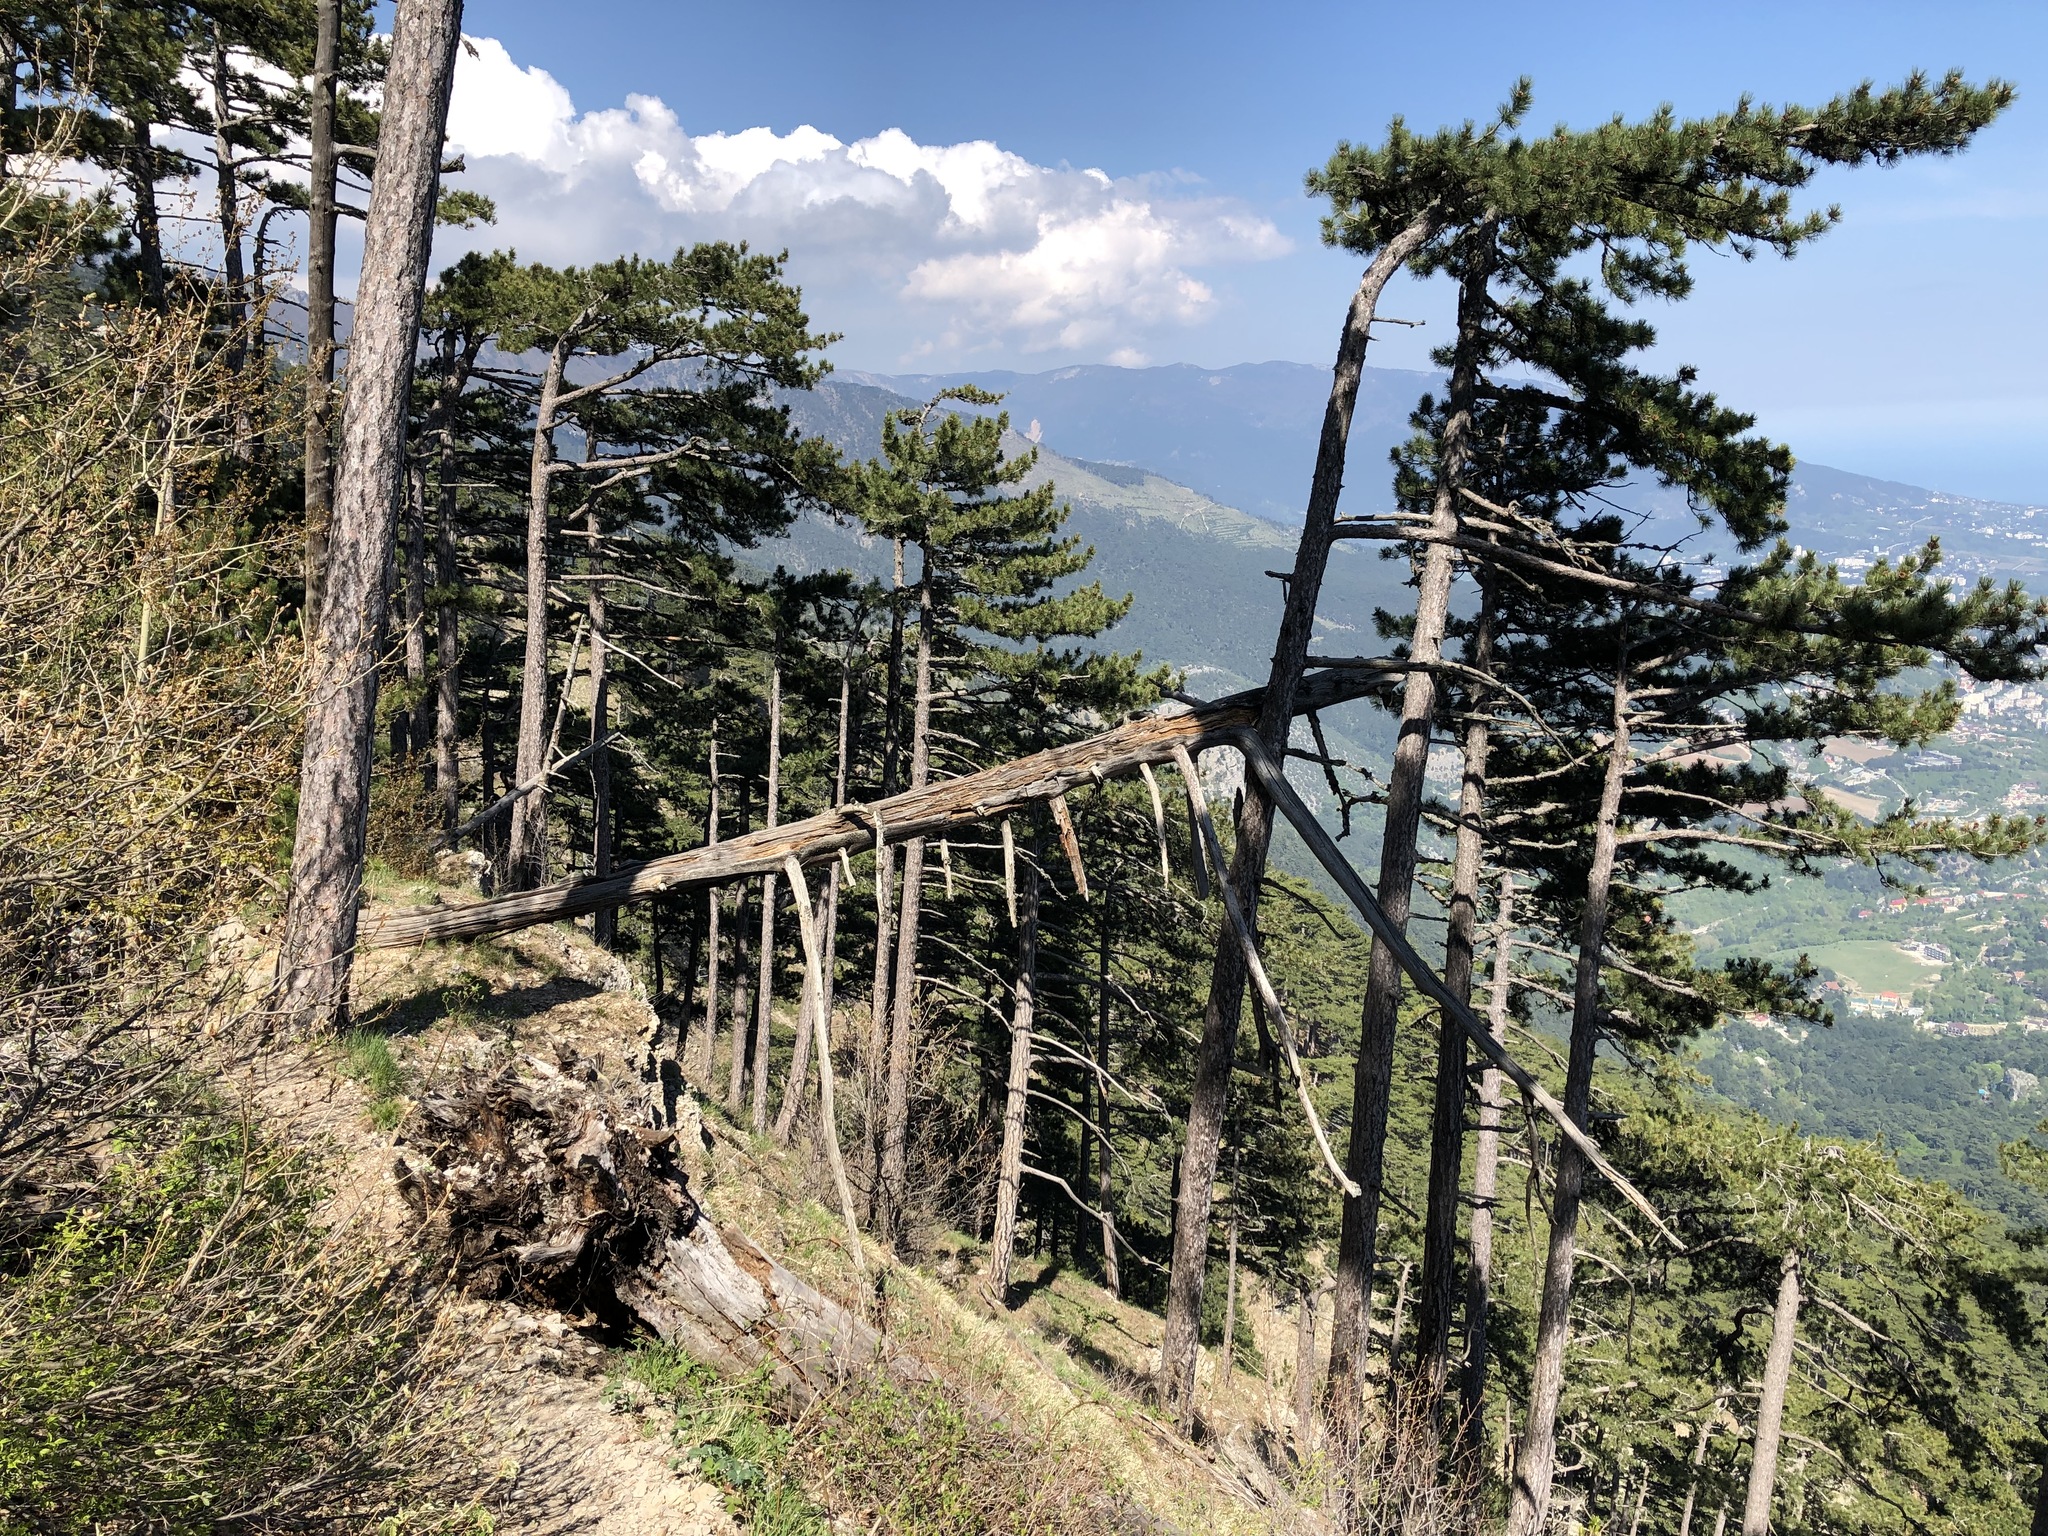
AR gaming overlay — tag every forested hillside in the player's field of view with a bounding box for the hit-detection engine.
[4,12,2047,1536]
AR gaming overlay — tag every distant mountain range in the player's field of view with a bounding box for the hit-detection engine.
[772,362,2048,699]
[839,361,2048,588]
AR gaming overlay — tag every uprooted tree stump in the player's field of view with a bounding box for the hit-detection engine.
[394,1048,900,1404]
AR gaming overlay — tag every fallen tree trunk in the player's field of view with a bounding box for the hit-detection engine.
[395,1048,896,1405]
[362,667,1392,949]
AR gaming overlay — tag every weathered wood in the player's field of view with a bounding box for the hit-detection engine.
[1050,792,1089,899]
[1137,761,1172,894]
[396,1051,890,1404]
[363,669,1388,949]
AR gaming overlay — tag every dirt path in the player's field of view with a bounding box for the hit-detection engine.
[222,914,732,1534]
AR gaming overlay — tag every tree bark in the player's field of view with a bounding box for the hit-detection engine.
[880,563,935,1243]
[272,0,462,1031]
[985,851,1041,1301]
[587,500,615,947]
[695,728,722,1085]
[1507,657,1634,1536]
[751,658,783,1133]
[1417,586,1497,1403]
[1461,872,1515,1455]
[302,0,338,613]
[1742,1250,1801,1536]
[1158,213,1436,1425]
[507,339,570,890]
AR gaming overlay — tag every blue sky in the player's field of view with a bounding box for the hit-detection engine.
[441,1,2047,501]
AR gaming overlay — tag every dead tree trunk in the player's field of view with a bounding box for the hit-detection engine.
[751,658,783,1133]
[985,851,1042,1301]
[776,659,852,1145]
[880,568,935,1244]
[302,0,338,610]
[1417,585,1497,1403]
[1328,230,1493,1428]
[1461,872,1515,1455]
[271,0,462,1031]
[1742,1250,1801,1536]
[1507,655,1634,1536]
[1158,216,1437,1423]
[397,1055,891,1405]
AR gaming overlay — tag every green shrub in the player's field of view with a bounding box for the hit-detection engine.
[0,1120,429,1532]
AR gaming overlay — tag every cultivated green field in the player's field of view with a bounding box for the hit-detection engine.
[1782,939,1944,994]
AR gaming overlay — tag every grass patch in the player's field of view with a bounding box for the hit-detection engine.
[1794,939,1944,994]
[612,1340,1131,1535]
[610,1346,828,1534]
[340,1028,411,1130]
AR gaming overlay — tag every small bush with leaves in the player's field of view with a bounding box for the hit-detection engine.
[0,1117,433,1532]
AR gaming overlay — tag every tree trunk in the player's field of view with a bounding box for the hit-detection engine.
[128,115,166,313]
[751,659,783,1133]
[302,0,338,614]
[880,566,935,1244]
[1677,1390,1726,1536]
[271,0,463,1032]
[985,852,1041,1301]
[1295,1280,1324,1454]
[209,28,247,374]
[1506,659,1634,1536]
[397,464,429,758]
[1385,1257,1414,1413]
[696,727,722,1085]
[507,340,569,891]
[1417,586,1498,1402]
[1742,1250,1801,1536]
[434,352,462,840]
[1461,873,1516,1455]
[727,784,754,1113]
[1097,881,1121,1299]
[587,501,615,947]
[1159,214,1436,1425]
[1327,235,1492,1429]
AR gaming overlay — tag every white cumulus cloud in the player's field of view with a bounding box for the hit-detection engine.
[436,36,1288,365]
